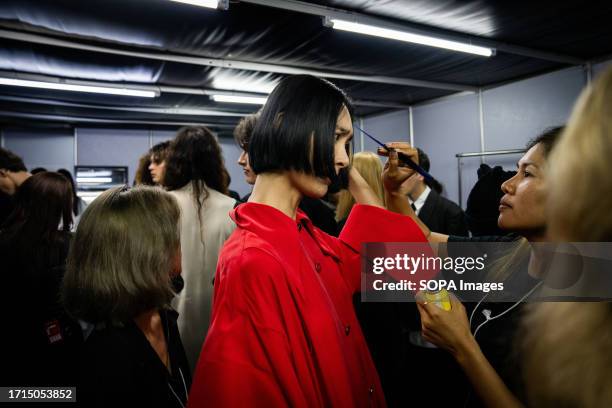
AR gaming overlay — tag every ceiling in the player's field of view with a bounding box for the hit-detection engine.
[0,0,611,137]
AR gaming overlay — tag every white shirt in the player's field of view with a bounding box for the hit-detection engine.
[169,183,236,372]
[409,186,431,216]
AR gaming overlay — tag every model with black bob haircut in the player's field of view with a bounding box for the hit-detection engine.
[249,74,354,182]
[189,74,428,407]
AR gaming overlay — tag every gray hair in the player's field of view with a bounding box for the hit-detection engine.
[62,186,180,324]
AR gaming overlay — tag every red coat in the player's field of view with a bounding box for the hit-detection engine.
[188,203,426,407]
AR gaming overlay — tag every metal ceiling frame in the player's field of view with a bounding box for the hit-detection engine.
[0,28,476,92]
[0,110,236,128]
[241,0,585,65]
[0,94,249,117]
[0,70,414,110]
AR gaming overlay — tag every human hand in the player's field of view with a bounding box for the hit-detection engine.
[379,142,419,194]
[416,291,476,358]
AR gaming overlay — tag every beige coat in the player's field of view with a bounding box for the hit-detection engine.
[170,183,236,371]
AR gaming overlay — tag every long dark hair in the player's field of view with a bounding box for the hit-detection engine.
[164,126,229,217]
[56,169,80,215]
[1,172,73,271]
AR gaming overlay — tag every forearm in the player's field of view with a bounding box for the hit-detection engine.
[348,167,384,208]
[455,338,524,408]
[384,190,448,246]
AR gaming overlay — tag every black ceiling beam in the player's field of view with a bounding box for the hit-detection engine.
[242,0,585,65]
[0,28,476,92]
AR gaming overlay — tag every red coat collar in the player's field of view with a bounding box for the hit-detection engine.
[231,202,340,263]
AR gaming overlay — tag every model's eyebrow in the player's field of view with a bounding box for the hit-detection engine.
[335,126,352,134]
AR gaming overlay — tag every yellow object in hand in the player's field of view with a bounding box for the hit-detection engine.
[424,289,452,311]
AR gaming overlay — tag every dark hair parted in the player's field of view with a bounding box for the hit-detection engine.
[233,113,259,150]
[0,147,26,172]
[62,186,180,324]
[150,140,170,164]
[526,126,565,157]
[2,172,73,234]
[249,75,354,179]
[0,172,73,273]
[57,169,81,215]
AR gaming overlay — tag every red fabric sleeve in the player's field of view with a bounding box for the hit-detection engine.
[337,204,427,294]
[188,247,309,408]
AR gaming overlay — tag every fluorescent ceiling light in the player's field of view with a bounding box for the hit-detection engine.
[76,177,113,183]
[169,0,225,9]
[0,77,157,97]
[76,171,113,177]
[212,77,277,94]
[328,19,494,57]
[212,94,267,105]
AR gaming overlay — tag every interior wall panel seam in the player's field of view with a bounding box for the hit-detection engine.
[73,128,78,167]
[478,88,485,164]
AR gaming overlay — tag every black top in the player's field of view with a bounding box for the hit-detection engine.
[2,231,82,387]
[363,233,526,408]
[418,189,469,236]
[0,192,12,226]
[447,233,534,407]
[78,309,192,408]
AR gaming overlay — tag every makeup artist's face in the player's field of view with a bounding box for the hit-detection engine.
[289,105,353,198]
[238,150,257,185]
[498,143,548,236]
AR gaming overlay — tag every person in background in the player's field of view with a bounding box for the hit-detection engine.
[234,112,339,235]
[234,112,258,202]
[521,67,612,408]
[335,150,417,406]
[57,168,88,225]
[1,172,81,386]
[62,186,191,407]
[335,151,384,230]
[402,148,468,236]
[465,164,516,236]
[30,167,47,174]
[0,147,30,224]
[164,126,236,372]
[134,153,154,186]
[135,141,170,186]
[148,141,170,186]
[224,171,241,201]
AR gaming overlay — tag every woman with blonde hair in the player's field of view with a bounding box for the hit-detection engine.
[521,67,612,408]
[336,151,384,228]
[62,186,191,407]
